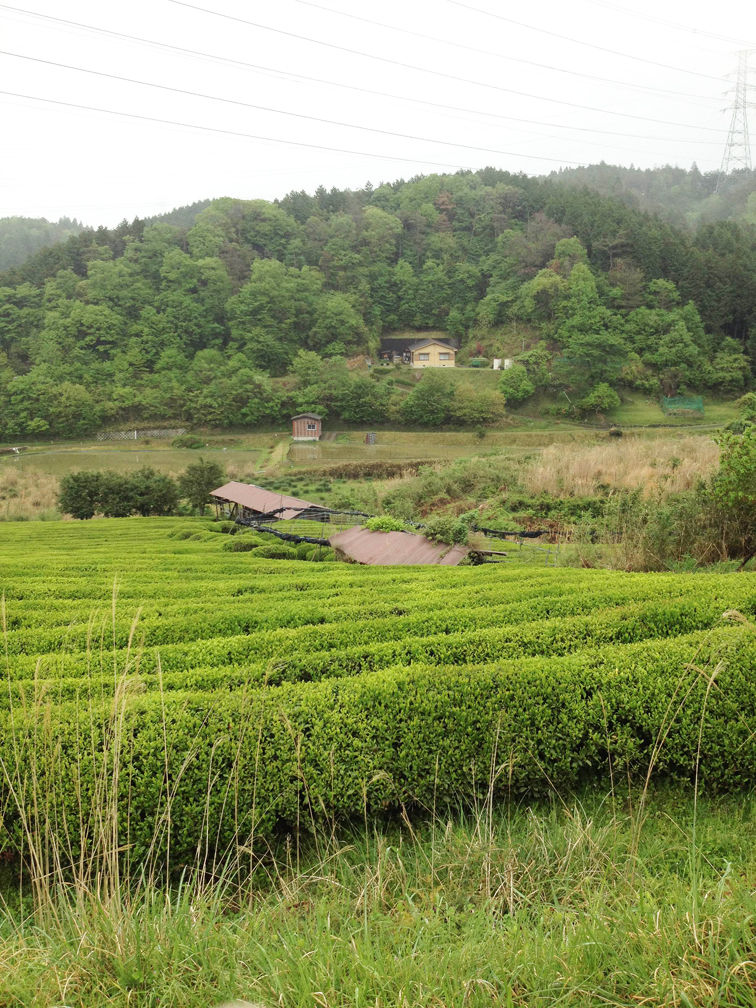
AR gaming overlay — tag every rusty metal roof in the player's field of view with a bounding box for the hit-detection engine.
[329,526,469,566]
[210,481,322,520]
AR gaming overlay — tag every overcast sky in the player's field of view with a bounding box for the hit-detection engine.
[1,0,754,227]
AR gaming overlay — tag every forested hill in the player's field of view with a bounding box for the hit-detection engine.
[0,216,84,272]
[547,164,756,229]
[0,203,213,277]
[0,167,754,438]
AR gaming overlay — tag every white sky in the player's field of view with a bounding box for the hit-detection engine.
[1,0,754,227]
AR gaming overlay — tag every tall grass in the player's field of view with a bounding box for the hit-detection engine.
[0,790,754,1007]
[524,435,719,498]
[0,468,60,520]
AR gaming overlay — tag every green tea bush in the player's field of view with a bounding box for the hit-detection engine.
[364,515,410,533]
[2,626,754,867]
[223,538,258,552]
[2,518,755,875]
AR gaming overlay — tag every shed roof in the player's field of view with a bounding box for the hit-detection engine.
[329,526,469,566]
[210,481,322,520]
[291,412,322,420]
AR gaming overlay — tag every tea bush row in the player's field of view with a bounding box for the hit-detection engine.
[1,625,753,866]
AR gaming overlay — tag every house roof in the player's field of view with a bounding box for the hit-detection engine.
[379,336,459,351]
[210,481,323,520]
[291,413,322,420]
[407,339,457,352]
[329,526,469,566]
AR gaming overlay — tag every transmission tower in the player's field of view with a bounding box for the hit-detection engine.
[716,49,754,190]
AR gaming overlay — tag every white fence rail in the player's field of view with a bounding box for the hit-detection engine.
[95,428,186,442]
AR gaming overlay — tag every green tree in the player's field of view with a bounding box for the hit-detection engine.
[514,268,567,327]
[57,471,103,519]
[334,375,392,423]
[498,363,535,405]
[649,320,704,394]
[707,338,751,394]
[310,292,366,352]
[129,467,179,516]
[577,382,621,417]
[553,328,627,391]
[178,458,226,513]
[400,371,454,426]
[448,384,506,425]
[291,350,352,418]
[228,259,323,372]
[98,472,141,518]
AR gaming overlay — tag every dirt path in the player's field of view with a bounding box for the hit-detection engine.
[258,440,289,474]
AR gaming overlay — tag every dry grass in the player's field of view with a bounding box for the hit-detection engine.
[524,435,720,497]
[0,467,60,519]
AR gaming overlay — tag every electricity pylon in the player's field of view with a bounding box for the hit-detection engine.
[716,49,754,191]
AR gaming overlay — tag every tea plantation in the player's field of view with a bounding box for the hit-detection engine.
[1,517,755,868]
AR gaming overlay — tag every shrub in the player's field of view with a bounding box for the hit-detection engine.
[57,468,178,519]
[172,433,205,449]
[223,538,259,552]
[365,515,410,533]
[498,363,535,405]
[250,543,299,559]
[423,514,470,545]
[710,424,756,559]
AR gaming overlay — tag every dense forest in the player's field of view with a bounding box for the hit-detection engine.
[548,165,756,229]
[0,216,84,272]
[0,166,754,437]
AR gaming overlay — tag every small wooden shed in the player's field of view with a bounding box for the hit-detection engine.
[292,413,322,441]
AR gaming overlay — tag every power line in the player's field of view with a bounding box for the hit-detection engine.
[0,4,724,147]
[0,89,475,169]
[285,0,718,103]
[166,0,727,130]
[446,0,728,82]
[579,0,756,48]
[0,49,590,165]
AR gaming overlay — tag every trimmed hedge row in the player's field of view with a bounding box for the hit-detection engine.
[6,588,753,687]
[2,518,755,873]
[1,626,754,866]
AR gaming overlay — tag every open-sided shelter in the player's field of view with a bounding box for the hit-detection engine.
[210,481,327,522]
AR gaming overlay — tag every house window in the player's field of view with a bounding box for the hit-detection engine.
[439,353,451,360]
[306,423,317,431]
[417,353,430,361]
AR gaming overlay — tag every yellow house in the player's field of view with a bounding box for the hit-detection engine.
[408,339,457,368]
